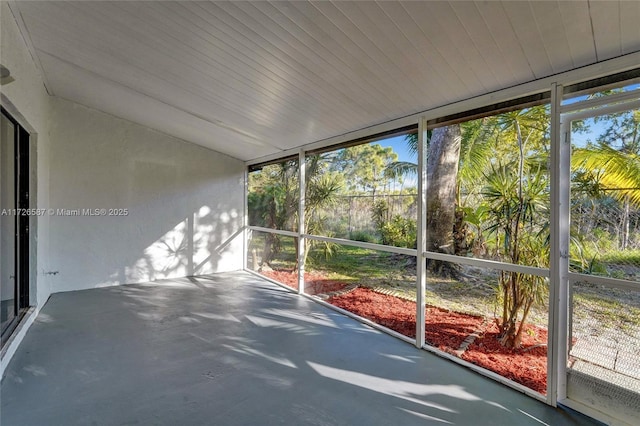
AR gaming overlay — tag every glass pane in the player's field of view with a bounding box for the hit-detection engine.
[426,260,549,395]
[567,280,640,422]
[246,230,298,291]
[570,107,640,281]
[310,243,417,338]
[248,159,299,232]
[306,133,418,248]
[1,112,16,332]
[427,105,551,269]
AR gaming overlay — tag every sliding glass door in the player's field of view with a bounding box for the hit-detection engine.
[1,108,30,346]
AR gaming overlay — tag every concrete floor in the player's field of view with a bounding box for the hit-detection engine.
[1,272,601,426]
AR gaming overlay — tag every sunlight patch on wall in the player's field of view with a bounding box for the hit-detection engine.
[123,205,241,283]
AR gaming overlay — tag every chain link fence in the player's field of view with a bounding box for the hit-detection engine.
[571,198,640,281]
[313,194,418,240]
[568,193,640,423]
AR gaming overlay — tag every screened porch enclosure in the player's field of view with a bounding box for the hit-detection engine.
[3,2,640,425]
[247,79,640,425]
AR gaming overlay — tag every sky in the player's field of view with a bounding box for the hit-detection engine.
[375,134,418,187]
[565,83,639,147]
[378,134,416,163]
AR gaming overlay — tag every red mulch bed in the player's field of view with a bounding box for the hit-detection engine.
[461,322,548,394]
[259,269,548,394]
[327,288,485,350]
[328,287,548,395]
[329,287,420,337]
[259,269,348,295]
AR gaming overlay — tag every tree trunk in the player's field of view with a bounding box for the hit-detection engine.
[426,124,462,276]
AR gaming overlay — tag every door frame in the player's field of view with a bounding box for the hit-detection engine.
[554,92,640,421]
[1,106,30,347]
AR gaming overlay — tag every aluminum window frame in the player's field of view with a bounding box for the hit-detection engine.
[244,65,640,418]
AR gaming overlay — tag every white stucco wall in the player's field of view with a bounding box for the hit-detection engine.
[48,98,244,293]
[1,2,244,372]
[1,2,53,308]
[2,1,244,298]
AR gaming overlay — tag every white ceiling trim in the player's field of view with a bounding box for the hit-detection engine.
[7,1,52,95]
[246,51,640,167]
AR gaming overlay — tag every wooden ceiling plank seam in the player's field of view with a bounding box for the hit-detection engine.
[474,1,536,84]
[105,2,305,133]
[349,1,448,103]
[426,1,501,91]
[257,1,402,118]
[407,0,491,93]
[21,2,281,131]
[447,1,511,90]
[619,1,640,55]
[160,1,351,131]
[500,1,553,79]
[528,1,574,74]
[301,1,421,111]
[110,1,309,127]
[246,1,395,119]
[588,0,623,62]
[183,1,402,144]
[328,1,428,106]
[24,5,284,139]
[201,1,365,130]
[187,1,366,126]
[400,1,480,97]
[361,1,453,103]
[288,1,412,114]
[308,1,420,108]
[375,1,463,101]
[37,48,272,148]
[222,0,392,143]
[556,0,597,69]
[216,3,362,132]
[112,0,328,135]
[39,51,283,156]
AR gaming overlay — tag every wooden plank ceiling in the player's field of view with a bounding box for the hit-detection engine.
[11,1,640,161]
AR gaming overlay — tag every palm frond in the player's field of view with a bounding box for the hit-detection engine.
[385,161,418,179]
[572,143,640,206]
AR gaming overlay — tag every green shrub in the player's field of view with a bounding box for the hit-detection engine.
[350,230,379,243]
[380,215,417,248]
[372,199,389,229]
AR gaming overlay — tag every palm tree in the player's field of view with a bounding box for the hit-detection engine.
[483,163,549,348]
[385,120,498,261]
[248,156,343,271]
[572,142,640,250]
[247,160,299,269]
[298,154,343,267]
[572,143,640,205]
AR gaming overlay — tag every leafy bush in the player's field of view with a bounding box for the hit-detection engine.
[380,215,417,248]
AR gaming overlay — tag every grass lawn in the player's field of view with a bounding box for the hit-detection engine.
[250,232,639,337]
